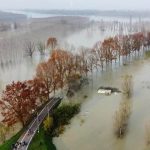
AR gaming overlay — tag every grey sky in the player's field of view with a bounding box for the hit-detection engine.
[0,0,149,10]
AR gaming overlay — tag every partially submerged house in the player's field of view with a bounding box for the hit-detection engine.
[97,86,121,95]
[97,88,112,95]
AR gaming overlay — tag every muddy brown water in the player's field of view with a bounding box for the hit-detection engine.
[0,17,150,149]
[0,21,125,89]
[54,59,150,150]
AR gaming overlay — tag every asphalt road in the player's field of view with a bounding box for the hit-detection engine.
[13,97,62,150]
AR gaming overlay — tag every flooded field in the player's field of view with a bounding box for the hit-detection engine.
[0,15,143,88]
[0,12,150,149]
[54,58,150,150]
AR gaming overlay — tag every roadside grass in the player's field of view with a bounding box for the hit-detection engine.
[0,103,80,150]
[0,131,22,150]
[0,99,56,150]
[29,103,80,150]
[28,126,56,150]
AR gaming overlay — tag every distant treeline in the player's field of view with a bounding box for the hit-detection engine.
[0,11,26,22]
[23,9,150,18]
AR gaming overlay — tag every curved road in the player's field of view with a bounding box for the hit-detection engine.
[13,97,62,150]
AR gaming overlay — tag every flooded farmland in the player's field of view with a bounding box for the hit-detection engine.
[54,58,150,150]
[1,10,150,150]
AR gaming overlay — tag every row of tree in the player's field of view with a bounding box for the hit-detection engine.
[92,32,150,70]
[24,37,57,57]
[0,31,150,132]
[0,48,88,128]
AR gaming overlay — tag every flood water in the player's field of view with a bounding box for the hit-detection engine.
[54,58,150,150]
[0,13,150,149]
[0,17,133,89]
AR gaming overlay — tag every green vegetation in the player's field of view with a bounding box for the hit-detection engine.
[53,103,80,127]
[145,51,150,59]
[29,103,80,149]
[43,116,53,132]
[0,103,80,150]
[52,103,80,136]
[28,127,56,150]
[0,123,10,143]
[0,131,21,150]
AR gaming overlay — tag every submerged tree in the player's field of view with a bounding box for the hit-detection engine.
[122,75,133,98]
[145,122,150,146]
[50,49,75,89]
[101,37,118,63]
[113,99,132,138]
[47,37,57,51]
[37,41,46,55]
[24,40,35,57]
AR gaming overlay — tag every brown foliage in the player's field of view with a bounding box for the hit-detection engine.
[0,79,47,127]
[36,61,58,97]
[47,37,57,50]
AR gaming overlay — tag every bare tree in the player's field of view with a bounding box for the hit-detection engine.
[24,40,35,57]
[37,41,46,55]
[122,75,133,98]
[113,99,132,138]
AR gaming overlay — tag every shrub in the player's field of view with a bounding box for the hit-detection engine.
[43,116,53,132]
[0,123,10,144]
[53,103,80,127]
[52,103,80,136]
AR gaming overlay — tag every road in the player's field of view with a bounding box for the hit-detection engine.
[13,97,62,150]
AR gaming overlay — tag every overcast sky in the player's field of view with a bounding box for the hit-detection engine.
[0,0,149,10]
